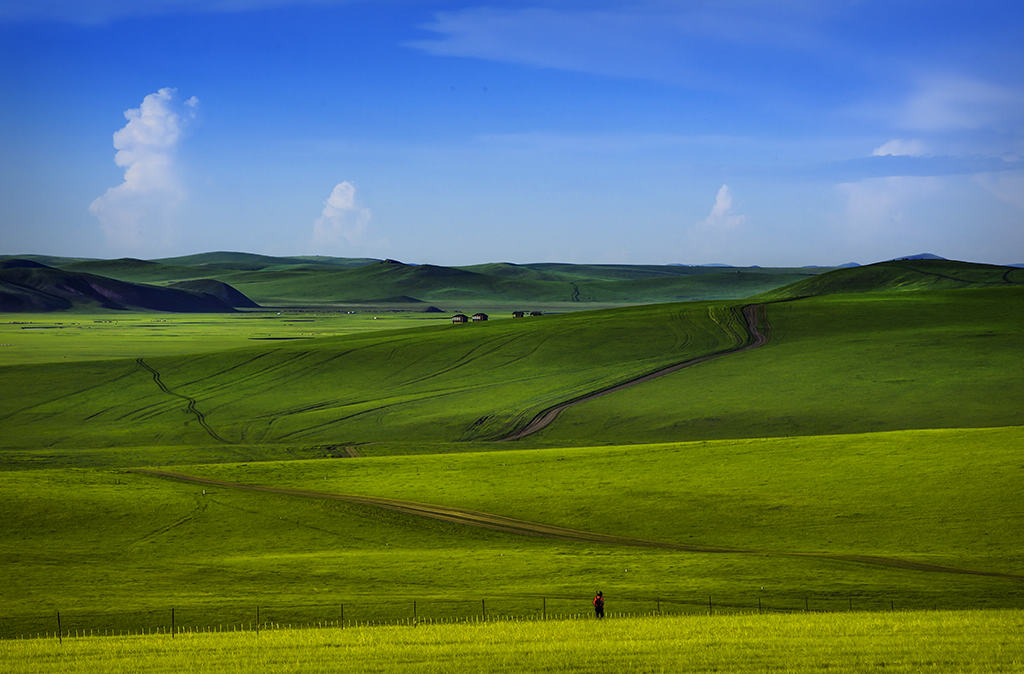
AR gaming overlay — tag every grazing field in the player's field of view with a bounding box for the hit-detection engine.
[0,312,439,366]
[534,287,1024,443]
[0,301,750,450]
[2,611,1021,673]
[1,260,1022,670]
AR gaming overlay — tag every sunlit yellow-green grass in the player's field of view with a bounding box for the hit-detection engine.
[2,611,1021,673]
[0,312,440,366]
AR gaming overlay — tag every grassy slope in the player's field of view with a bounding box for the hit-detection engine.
[178,426,1024,574]
[2,430,1021,637]
[3,612,1022,673]
[534,287,1024,444]
[0,302,748,449]
[755,259,1022,300]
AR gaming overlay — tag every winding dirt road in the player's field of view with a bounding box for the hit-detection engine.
[133,468,1023,581]
[501,303,768,441]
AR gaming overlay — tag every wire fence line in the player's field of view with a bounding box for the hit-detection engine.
[3,592,1019,641]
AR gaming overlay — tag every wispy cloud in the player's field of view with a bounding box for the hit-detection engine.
[407,3,829,88]
[899,75,1024,132]
[89,88,197,252]
[312,181,373,250]
[872,139,928,157]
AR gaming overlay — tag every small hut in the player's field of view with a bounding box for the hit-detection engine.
[471,312,489,322]
[530,311,543,317]
[512,311,525,318]
[451,314,468,324]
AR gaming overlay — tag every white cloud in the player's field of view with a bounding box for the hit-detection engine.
[699,184,745,230]
[872,139,927,157]
[681,184,747,262]
[89,88,197,251]
[312,181,372,249]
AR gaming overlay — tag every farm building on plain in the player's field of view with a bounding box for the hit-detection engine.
[512,311,525,318]
[451,314,468,324]
[471,313,488,322]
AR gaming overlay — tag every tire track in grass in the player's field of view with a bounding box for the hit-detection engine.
[500,303,768,441]
[136,358,230,444]
[133,468,1024,581]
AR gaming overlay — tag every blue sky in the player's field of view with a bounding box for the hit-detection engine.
[2,0,1022,266]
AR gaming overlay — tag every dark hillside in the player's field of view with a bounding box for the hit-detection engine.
[0,267,237,312]
[755,259,1022,300]
[167,279,260,308]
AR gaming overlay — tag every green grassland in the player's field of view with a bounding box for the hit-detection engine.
[0,312,444,366]
[2,612,1021,673]
[0,258,1021,667]
[0,301,749,451]
[534,287,1024,444]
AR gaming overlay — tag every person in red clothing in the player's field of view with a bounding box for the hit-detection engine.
[593,591,605,619]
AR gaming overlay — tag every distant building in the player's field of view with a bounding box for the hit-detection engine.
[471,313,489,322]
[530,311,543,317]
[451,314,468,324]
[512,311,525,318]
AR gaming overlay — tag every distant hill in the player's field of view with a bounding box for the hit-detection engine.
[755,259,1022,301]
[893,253,947,261]
[1,252,871,307]
[166,279,260,308]
[0,265,243,312]
[154,251,378,270]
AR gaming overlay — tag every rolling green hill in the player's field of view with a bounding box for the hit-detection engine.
[755,259,1022,300]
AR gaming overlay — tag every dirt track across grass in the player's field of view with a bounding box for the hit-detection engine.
[500,303,768,441]
[133,468,1024,582]
[136,358,230,443]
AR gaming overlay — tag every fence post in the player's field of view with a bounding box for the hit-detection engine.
[849,597,853,612]
[891,600,895,612]
[56,611,62,645]
[543,597,546,620]
[708,596,712,616]
[256,606,260,634]
[413,600,417,620]
[805,596,809,612]
[657,598,661,615]
[171,607,175,638]
[482,599,486,620]
[340,604,344,627]
[758,597,762,613]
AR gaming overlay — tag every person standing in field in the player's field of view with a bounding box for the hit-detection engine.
[593,591,605,619]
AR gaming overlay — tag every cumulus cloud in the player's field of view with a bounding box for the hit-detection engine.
[312,181,372,249]
[89,88,197,251]
[699,184,745,230]
[681,184,747,262]
[872,139,928,157]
